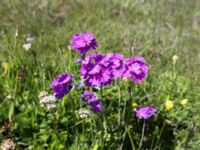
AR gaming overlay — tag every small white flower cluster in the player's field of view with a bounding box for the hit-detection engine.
[39,91,57,110]
[22,34,34,51]
[22,43,31,51]
[1,139,16,150]
[78,108,91,119]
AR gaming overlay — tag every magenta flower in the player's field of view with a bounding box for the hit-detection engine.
[81,90,102,113]
[50,73,74,99]
[70,32,98,55]
[123,56,149,82]
[81,90,95,99]
[136,106,157,120]
[92,102,102,113]
[100,52,125,79]
[80,53,112,87]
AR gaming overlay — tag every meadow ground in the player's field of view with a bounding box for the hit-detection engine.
[0,0,200,149]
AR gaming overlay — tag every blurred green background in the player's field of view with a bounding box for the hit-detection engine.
[1,0,200,78]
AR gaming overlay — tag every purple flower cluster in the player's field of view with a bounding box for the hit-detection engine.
[80,53,112,87]
[50,73,74,99]
[80,53,149,87]
[101,52,125,79]
[81,91,102,113]
[70,32,98,55]
[123,56,149,82]
[136,106,157,120]
[80,53,126,87]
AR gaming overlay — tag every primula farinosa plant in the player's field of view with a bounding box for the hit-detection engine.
[100,52,125,79]
[80,52,127,87]
[70,32,98,55]
[48,32,157,148]
[123,56,149,82]
[136,106,157,120]
[47,32,189,150]
[50,73,74,99]
[81,90,102,113]
[80,53,111,87]
[0,30,194,150]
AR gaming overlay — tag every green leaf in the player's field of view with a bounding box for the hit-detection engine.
[92,143,99,150]
[8,102,14,121]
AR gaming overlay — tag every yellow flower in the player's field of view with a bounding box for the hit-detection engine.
[2,62,9,76]
[180,99,188,106]
[165,100,173,110]
[172,55,178,65]
[132,102,138,108]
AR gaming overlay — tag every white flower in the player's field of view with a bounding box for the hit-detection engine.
[78,108,91,119]
[1,139,16,150]
[40,96,56,105]
[26,34,34,42]
[47,95,57,102]
[39,91,48,99]
[39,91,57,110]
[22,43,31,51]
[40,97,49,106]
[47,104,56,110]
[180,99,188,106]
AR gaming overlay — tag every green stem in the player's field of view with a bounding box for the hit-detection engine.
[154,121,166,150]
[14,76,18,99]
[100,85,104,143]
[50,109,59,136]
[69,93,78,138]
[125,80,133,124]
[13,25,18,53]
[126,126,136,150]
[150,132,156,150]
[58,48,67,72]
[139,121,146,150]
[120,130,126,149]
[117,81,121,126]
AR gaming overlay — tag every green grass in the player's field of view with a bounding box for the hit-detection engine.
[0,0,200,149]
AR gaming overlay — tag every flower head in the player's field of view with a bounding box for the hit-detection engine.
[22,43,31,51]
[1,139,16,150]
[50,73,74,99]
[100,52,125,79]
[136,106,157,120]
[78,108,91,119]
[92,101,102,113]
[39,91,48,99]
[47,103,56,110]
[80,53,112,87]
[123,56,149,82]
[26,34,34,42]
[165,100,173,110]
[180,99,188,106]
[39,91,57,110]
[81,90,102,113]
[172,55,178,65]
[132,102,138,108]
[70,32,98,55]
[81,90,95,99]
